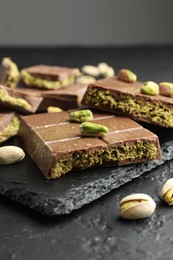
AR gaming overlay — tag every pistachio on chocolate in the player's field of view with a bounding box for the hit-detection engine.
[47,106,63,113]
[80,122,109,137]
[159,82,173,97]
[69,110,93,123]
[140,81,159,96]
[118,69,137,83]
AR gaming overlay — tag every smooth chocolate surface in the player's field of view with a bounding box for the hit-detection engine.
[19,111,161,179]
[82,77,173,127]
[17,83,88,110]
[21,65,80,81]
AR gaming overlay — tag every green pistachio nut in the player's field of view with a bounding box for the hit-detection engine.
[69,110,93,123]
[80,122,109,137]
[118,69,137,83]
[140,81,159,96]
[159,82,173,97]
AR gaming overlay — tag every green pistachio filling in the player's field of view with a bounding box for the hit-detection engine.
[84,89,173,127]
[3,58,19,88]
[20,70,77,90]
[50,141,158,179]
[0,116,20,143]
[0,89,32,110]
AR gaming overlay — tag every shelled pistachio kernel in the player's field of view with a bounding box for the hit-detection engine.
[119,193,156,220]
[47,106,63,113]
[80,122,109,137]
[161,178,173,205]
[0,146,25,165]
[81,65,100,77]
[76,75,96,84]
[159,82,173,97]
[140,81,159,96]
[98,62,115,78]
[118,69,137,83]
[69,109,93,123]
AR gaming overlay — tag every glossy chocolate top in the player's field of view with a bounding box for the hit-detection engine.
[17,83,88,110]
[22,65,80,81]
[83,77,173,106]
[21,111,160,155]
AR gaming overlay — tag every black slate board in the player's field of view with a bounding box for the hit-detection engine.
[0,124,172,216]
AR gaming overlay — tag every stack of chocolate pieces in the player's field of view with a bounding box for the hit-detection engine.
[0,58,89,143]
[0,58,169,180]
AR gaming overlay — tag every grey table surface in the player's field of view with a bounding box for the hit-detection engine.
[1,46,173,260]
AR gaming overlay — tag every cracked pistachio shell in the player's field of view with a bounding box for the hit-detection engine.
[119,193,156,220]
[140,81,159,96]
[76,75,96,84]
[0,146,25,165]
[98,63,115,78]
[81,65,100,77]
[159,82,173,97]
[80,122,109,137]
[161,178,173,205]
[118,69,137,83]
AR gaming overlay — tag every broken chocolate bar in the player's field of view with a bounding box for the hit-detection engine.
[0,57,20,88]
[82,77,173,127]
[20,65,81,90]
[0,85,43,114]
[17,83,88,110]
[0,112,20,143]
[19,111,161,179]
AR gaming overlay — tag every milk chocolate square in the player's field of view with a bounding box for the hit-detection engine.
[19,111,161,179]
[20,65,81,90]
[82,77,173,127]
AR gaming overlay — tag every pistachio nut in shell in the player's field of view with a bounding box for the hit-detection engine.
[159,82,173,97]
[81,65,100,77]
[140,81,159,96]
[0,146,25,165]
[118,69,137,83]
[97,62,109,74]
[161,178,173,205]
[119,193,156,220]
[76,75,96,84]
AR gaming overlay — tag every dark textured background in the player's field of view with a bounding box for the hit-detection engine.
[1,46,173,259]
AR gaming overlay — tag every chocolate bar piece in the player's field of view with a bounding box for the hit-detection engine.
[0,85,43,114]
[19,111,161,179]
[82,77,173,127]
[0,57,20,88]
[0,112,20,143]
[17,83,88,110]
[20,65,81,90]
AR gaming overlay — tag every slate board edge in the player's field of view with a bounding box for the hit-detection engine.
[0,141,172,216]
